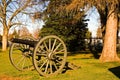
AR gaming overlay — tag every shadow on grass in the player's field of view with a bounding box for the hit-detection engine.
[90,50,100,59]
[68,50,90,55]
[68,50,101,59]
[109,66,120,79]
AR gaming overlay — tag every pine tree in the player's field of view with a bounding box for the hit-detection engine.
[40,0,89,51]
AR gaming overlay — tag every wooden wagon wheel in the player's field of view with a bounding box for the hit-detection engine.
[33,35,67,77]
[9,36,35,71]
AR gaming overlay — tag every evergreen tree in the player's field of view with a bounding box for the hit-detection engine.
[40,0,89,51]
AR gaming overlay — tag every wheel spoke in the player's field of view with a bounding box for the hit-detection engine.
[49,38,51,51]
[26,58,31,70]
[36,46,41,53]
[50,61,53,73]
[54,49,65,54]
[37,53,46,56]
[55,57,63,64]
[39,59,48,70]
[43,41,49,52]
[45,60,49,73]
[19,44,25,51]
[37,45,47,54]
[53,43,62,53]
[51,39,57,51]
[53,61,58,70]
[12,54,23,62]
[16,56,25,68]
[22,56,26,70]
[37,57,46,65]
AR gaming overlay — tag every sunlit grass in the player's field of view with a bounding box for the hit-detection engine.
[0,50,120,80]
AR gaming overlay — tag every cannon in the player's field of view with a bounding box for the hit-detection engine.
[9,35,67,77]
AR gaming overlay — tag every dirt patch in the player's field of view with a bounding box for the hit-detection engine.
[0,75,22,80]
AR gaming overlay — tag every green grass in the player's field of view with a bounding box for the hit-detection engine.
[0,50,120,80]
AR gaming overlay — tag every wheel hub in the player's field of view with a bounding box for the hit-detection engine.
[47,51,54,60]
[22,49,31,57]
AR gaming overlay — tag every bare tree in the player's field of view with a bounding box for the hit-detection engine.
[96,27,102,38]
[32,27,40,39]
[0,0,33,51]
[18,26,31,37]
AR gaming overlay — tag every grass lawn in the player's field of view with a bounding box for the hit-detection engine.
[0,50,120,80]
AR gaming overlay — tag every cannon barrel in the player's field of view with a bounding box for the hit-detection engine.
[11,38,38,47]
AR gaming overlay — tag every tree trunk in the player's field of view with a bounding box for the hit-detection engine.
[99,10,120,62]
[2,28,8,51]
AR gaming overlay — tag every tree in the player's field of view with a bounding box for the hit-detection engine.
[11,29,19,38]
[38,0,89,51]
[96,27,102,38]
[18,26,32,37]
[55,0,120,62]
[0,0,44,51]
[32,0,120,62]
[0,0,32,51]
[85,29,92,39]
[32,27,40,39]
[100,7,119,62]
[40,16,89,51]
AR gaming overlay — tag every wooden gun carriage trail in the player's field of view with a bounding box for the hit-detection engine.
[9,35,80,77]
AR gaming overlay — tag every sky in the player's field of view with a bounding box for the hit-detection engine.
[0,0,45,35]
[0,1,119,38]
[85,7,101,37]
[0,1,100,37]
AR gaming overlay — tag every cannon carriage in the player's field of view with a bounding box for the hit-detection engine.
[9,35,67,77]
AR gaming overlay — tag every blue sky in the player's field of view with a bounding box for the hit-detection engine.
[0,1,100,37]
[85,7,101,37]
[27,6,101,37]
[0,0,44,35]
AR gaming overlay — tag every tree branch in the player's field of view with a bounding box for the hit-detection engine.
[0,18,3,23]
[8,0,31,28]
[0,4,4,19]
[10,22,23,27]
[21,11,35,15]
[7,0,12,5]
